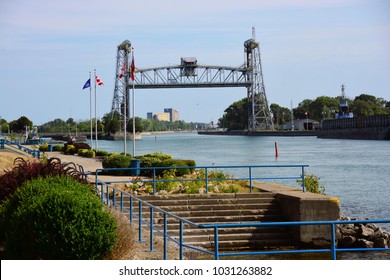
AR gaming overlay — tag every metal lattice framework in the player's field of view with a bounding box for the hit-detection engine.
[134,65,251,89]
[244,37,274,130]
[111,31,273,131]
[111,40,131,133]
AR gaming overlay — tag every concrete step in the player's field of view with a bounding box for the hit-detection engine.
[178,238,295,249]
[120,192,295,250]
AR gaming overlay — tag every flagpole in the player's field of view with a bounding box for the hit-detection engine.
[124,72,127,156]
[94,69,98,151]
[132,47,136,156]
[89,71,93,149]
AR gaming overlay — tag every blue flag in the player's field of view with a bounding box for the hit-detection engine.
[82,79,91,90]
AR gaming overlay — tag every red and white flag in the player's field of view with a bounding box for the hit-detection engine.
[96,75,104,86]
[130,53,135,81]
[118,65,125,79]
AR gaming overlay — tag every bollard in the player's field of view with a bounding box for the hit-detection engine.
[275,142,279,157]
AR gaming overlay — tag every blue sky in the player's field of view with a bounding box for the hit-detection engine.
[0,0,389,125]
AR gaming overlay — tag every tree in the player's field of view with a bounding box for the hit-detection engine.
[8,116,33,133]
[351,94,390,116]
[309,96,339,120]
[127,117,143,133]
[102,112,120,135]
[218,98,248,130]
[270,103,291,126]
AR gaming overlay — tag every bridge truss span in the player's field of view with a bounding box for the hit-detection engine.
[134,64,251,89]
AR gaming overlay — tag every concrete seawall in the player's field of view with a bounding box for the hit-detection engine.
[253,182,340,245]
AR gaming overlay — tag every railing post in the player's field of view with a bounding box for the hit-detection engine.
[100,184,104,203]
[153,168,156,194]
[205,167,209,193]
[112,189,116,208]
[214,227,219,260]
[120,192,124,212]
[106,184,109,204]
[163,213,168,260]
[331,223,337,260]
[147,207,155,252]
[301,166,306,192]
[129,196,133,224]
[179,221,184,260]
[138,201,145,242]
[249,166,253,193]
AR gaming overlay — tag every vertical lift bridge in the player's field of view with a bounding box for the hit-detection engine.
[111,29,273,131]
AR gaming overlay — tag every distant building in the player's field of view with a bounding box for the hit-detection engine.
[147,112,170,122]
[280,119,319,131]
[164,108,180,122]
[147,108,180,122]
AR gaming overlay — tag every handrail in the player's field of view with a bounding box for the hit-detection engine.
[97,180,390,260]
[0,138,41,159]
[96,163,309,193]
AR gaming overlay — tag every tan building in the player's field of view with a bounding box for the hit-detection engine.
[147,112,170,121]
[147,108,180,122]
[164,108,179,122]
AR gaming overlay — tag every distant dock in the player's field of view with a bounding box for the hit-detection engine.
[198,130,317,137]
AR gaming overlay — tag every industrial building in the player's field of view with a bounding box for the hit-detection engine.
[147,108,179,122]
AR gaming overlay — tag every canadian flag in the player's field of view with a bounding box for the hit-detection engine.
[96,75,104,86]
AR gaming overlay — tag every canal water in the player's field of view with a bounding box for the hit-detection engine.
[95,132,390,229]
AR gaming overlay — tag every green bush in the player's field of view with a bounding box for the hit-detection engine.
[39,142,49,151]
[78,149,95,158]
[0,176,117,259]
[95,150,109,157]
[52,144,63,151]
[298,173,326,194]
[102,154,132,175]
[65,144,76,155]
[136,153,195,177]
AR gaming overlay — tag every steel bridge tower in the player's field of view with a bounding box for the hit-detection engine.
[244,29,273,130]
[111,40,131,133]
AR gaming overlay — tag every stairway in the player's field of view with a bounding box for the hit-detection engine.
[124,192,296,250]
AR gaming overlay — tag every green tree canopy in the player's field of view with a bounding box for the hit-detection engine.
[218,97,248,130]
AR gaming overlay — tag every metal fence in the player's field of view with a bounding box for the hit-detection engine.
[0,138,41,159]
[95,164,390,260]
[95,164,309,194]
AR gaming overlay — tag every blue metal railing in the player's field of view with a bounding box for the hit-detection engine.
[0,138,41,159]
[97,181,390,260]
[95,164,309,193]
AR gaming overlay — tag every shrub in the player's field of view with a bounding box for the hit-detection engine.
[65,144,76,155]
[155,170,181,193]
[52,144,63,152]
[64,141,91,155]
[136,153,195,177]
[0,157,88,203]
[78,149,95,158]
[102,154,132,175]
[74,142,91,151]
[39,142,48,151]
[95,150,109,157]
[0,176,117,259]
[297,173,325,194]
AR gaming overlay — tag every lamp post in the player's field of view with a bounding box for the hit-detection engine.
[305,112,309,130]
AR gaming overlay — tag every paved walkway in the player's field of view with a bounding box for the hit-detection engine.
[45,151,133,183]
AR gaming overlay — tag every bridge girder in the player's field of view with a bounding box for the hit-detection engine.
[133,65,251,89]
